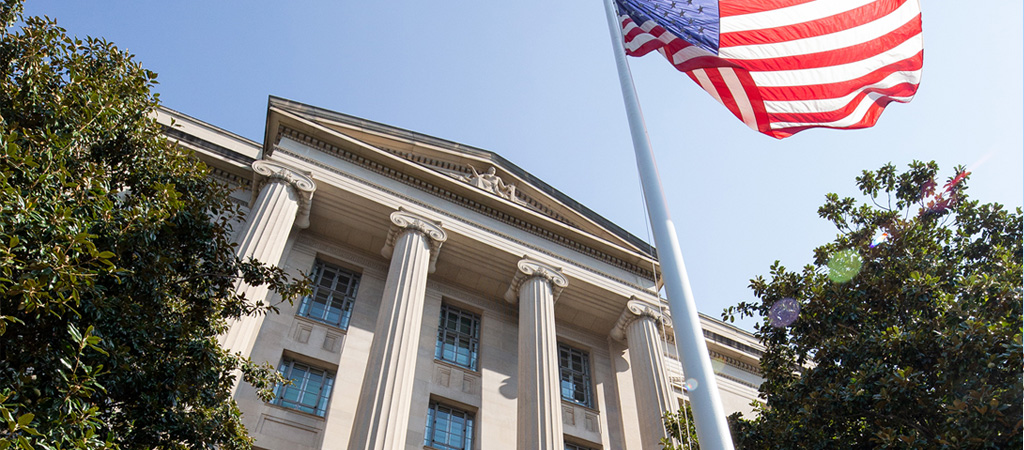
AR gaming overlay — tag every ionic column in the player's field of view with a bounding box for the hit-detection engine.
[348,209,446,450]
[504,258,569,450]
[221,159,315,358]
[611,298,676,450]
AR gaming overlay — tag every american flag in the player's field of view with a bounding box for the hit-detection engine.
[615,0,923,139]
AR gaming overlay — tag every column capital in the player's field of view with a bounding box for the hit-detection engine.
[251,159,316,228]
[611,297,665,342]
[504,257,568,304]
[381,209,447,273]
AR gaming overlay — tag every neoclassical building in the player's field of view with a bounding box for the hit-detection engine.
[157,97,762,450]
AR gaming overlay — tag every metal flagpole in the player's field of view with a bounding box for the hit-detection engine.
[600,1,736,449]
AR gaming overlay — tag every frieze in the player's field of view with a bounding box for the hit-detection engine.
[370,145,578,227]
[208,166,251,188]
[272,146,658,296]
[276,127,655,281]
[293,234,389,274]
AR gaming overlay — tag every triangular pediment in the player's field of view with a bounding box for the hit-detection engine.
[263,96,656,276]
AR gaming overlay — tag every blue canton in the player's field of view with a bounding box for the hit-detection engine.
[616,0,721,54]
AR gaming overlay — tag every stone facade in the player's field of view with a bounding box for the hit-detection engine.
[157,97,763,450]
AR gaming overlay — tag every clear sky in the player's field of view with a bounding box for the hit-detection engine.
[24,1,1022,332]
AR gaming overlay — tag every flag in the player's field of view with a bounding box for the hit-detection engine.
[615,0,923,139]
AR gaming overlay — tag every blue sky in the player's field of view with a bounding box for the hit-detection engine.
[25,1,1023,331]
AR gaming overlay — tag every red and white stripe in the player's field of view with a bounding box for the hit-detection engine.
[620,0,923,138]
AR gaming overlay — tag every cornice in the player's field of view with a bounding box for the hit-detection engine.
[162,124,256,167]
[377,146,578,228]
[272,148,658,296]
[208,166,251,188]
[274,126,656,282]
[707,350,762,377]
[266,96,657,260]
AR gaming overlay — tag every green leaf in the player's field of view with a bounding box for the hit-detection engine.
[67,324,82,342]
[16,413,33,428]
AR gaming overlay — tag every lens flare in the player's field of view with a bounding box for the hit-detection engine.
[769,297,800,328]
[869,228,889,248]
[684,378,699,392]
[827,249,863,283]
[919,171,970,216]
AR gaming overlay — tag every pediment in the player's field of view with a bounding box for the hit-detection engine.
[263,97,656,275]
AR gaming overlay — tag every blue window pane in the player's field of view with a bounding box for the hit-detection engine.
[299,261,359,329]
[424,401,474,450]
[558,343,592,407]
[273,359,335,417]
[435,304,480,370]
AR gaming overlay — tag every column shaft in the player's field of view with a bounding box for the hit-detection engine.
[517,277,564,449]
[626,316,676,449]
[349,210,446,450]
[613,299,676,450]
[221,160,314,358]
[505,258,568,449]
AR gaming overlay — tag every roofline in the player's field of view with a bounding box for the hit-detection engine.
[266,95,656,259]
[159,105,261,148]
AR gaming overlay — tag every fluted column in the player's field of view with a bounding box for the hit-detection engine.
[221,160,315,358]
[612,298,676,450]
[504,258,569,450]
[348,209,446,450]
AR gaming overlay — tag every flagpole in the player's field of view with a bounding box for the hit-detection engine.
[600,1,736,449]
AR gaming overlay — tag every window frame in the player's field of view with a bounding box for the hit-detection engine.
[424,400,475,450]
[297,260,360,330]
[434,303,481,371]
[558,342,593,408]
[272,358,335,417]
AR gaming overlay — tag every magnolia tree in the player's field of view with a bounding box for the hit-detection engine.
[0,2,305,449]
[721,161,1022,449]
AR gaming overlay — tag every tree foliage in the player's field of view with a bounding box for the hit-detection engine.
[661,402,700,450]
[0,1,305,449]
[661,402,746,450]
[724,161,1022,449]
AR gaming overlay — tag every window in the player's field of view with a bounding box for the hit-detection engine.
[558,343,592,407]
[435,304,480,370]
[424,401,474,450]
[273,359,335,416]
[297,260,360,329]
[565,443,598,450]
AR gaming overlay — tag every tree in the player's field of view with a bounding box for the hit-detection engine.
[723,161,1022,449]
[0,1,305,449]
[661,401,747,450]
[661,401,700,450]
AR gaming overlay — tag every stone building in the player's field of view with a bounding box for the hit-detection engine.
[156,97,763,450]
